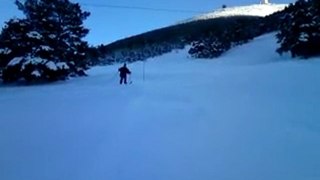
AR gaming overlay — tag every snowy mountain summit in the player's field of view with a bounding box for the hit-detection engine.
[181,4,287,23]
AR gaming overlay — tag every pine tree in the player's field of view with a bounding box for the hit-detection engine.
[276,0,320,58]
[0,18,32,68]
[188,37,229,59]
[0,0,90,83]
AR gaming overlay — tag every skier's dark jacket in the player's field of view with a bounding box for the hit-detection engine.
[118,65,131,77]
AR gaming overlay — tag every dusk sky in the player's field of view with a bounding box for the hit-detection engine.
[0,0,295,45]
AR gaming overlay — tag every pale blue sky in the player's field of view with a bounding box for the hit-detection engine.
[0,0,295,45]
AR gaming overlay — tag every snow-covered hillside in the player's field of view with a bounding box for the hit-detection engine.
[1,33,320,180]
[180,4,287,23]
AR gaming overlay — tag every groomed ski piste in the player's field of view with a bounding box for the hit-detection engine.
[1,33,320,180]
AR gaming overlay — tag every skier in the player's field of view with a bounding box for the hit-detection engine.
[118,63,131,84]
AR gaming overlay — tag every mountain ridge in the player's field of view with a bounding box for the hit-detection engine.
[179,3,287,24]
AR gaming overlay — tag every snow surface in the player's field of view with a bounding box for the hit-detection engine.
[56,62,69,70]
[48,34,56,39]
[23,57,45,65]
[0,47,12,55]
[31,70,41,77]
[7,57,23,66]
[40,45,53,51]
[1,34,320,180]
[21,57,46,70]
[27,31,43,39]
[46,61,58,71]
[180,4,287,23]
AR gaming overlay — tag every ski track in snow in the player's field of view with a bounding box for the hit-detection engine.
[1,33,320,180]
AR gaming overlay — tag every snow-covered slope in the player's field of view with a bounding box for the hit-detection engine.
[180,4,287,23]
[1,34,320,180]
